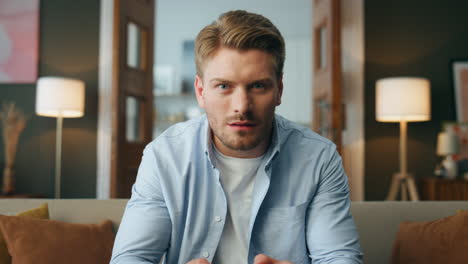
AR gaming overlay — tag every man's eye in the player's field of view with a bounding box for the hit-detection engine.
[217,84,228,89]
[252,83,265,89]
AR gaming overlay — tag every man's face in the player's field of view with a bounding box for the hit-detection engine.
[195,47,283,158]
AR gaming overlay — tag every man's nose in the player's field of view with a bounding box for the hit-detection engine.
[232,87,252,114]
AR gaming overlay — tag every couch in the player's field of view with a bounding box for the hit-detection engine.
[1,199,468,264]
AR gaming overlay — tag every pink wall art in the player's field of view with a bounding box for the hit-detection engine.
[453,61,468,123]
[0,0,39,83]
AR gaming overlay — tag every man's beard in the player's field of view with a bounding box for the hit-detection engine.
[215,127,266,151]
[211,113,272,152]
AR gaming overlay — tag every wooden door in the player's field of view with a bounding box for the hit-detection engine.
[312,0,343,153]
[110,0,155,198]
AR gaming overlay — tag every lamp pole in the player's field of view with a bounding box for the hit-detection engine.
[398,119,419,201]
[400,120,407,179]
[399,120,408,200]
[55,114,63,198]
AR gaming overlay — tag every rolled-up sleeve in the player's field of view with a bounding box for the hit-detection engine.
[306,145,363,264]
[111,146,172,264]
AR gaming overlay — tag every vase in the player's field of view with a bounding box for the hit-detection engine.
[2,167,15,195]
[442,155,458,179]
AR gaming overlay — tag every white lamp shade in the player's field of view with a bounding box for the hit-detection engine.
[376,77,431,122]
[436,132,458,156]
[36,77,85,118]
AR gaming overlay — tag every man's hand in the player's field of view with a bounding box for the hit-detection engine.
[185,254,293,264]
[186,258,210,264]
[254,254,293,264]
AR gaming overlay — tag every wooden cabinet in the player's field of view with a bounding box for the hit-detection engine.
[422,178,468,200]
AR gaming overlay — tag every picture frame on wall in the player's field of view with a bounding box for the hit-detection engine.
[452,60,468,123]
[0,0,40,83]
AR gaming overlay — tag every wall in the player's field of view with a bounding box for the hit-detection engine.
[0,0,100,198]
[364,0,468,200]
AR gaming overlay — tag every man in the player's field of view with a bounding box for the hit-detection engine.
[111,10,362,264]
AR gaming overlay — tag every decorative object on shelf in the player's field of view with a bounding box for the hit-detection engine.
[451,60,468,123]
[181,40,196,94]
[154,65,176,95]
[0,102,27,194]
[443,122,468,160]
[435,131,459,179]
[185,106,204,120]
[0,0,39,83]
[376,77,431,201]
[36,77,85,198]
[442,122,468,180]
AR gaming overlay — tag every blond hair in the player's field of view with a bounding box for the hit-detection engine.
[195,10,285,78]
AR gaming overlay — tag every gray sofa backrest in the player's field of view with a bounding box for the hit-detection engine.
[351,201,468,264]
[1,199,468,264]
[0,199,128,226]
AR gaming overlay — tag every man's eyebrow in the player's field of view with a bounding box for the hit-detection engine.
[209,78,274,84]
[209,78,234,84]
[251,78,274,84]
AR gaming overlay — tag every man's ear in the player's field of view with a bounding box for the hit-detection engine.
[276,74,283,106]
[194,75,206,108]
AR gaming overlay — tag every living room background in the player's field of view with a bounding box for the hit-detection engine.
[364,0,468,200]
[0,0,100,198]
[0,0,467,199]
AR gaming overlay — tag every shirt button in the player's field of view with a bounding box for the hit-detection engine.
[202,251,210,258]
[215,216,222,222]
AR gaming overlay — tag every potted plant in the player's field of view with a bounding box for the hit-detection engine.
[0,102,27,195]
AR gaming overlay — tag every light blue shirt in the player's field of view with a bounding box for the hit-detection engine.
[111,114,363,264]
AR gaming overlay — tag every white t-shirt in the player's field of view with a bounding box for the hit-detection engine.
[212,146,264,264]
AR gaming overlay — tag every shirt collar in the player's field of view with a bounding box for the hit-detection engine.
[202,114,282,167]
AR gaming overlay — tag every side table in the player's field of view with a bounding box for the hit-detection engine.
[422,177,468,200]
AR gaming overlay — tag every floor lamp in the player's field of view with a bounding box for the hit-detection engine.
[36,77,85,198]
[376,77,431,201]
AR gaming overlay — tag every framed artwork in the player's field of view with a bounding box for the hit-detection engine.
[452,60,468,123]
[0,0,39,83]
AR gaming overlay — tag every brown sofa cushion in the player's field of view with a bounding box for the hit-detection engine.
[0,203,49,264]
[0,215,114,264]
[391,210,468,264]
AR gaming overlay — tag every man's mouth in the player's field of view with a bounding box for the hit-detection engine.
[228,121,257,130]
[229,121,256,126]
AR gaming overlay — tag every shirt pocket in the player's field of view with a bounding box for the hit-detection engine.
[251,201,309,263]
